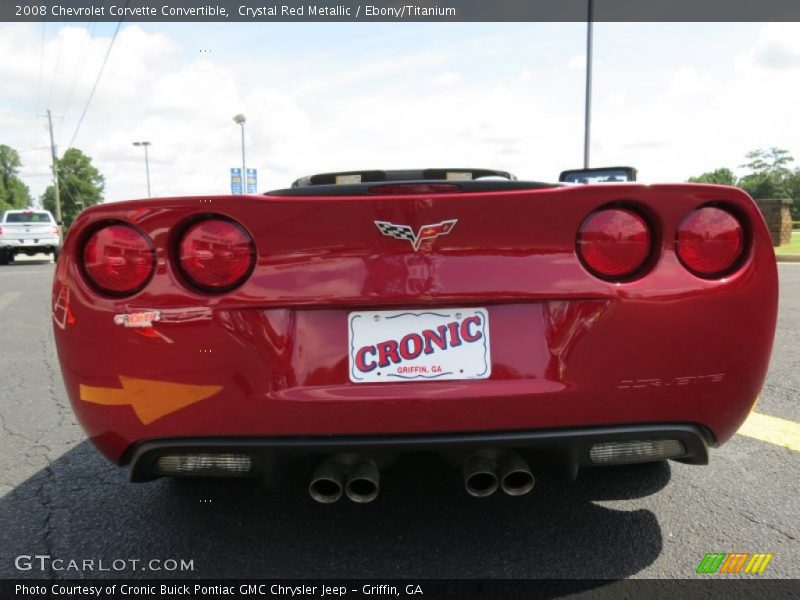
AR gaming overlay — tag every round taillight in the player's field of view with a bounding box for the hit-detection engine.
[178,218,255,291]
[577,208,652,280]
[676,206,744,278]
[83,224,155,295]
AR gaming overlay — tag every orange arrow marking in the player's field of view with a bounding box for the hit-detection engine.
[79,376,223,425]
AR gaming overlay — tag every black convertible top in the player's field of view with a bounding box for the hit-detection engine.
[268,168,558,196]
[291,168,516,187]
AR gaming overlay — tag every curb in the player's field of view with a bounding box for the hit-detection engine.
[776,255,800,263]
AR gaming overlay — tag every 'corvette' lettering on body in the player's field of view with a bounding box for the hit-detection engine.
[617,373,725,389]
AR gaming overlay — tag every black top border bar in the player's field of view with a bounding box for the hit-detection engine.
[4,0,800,23]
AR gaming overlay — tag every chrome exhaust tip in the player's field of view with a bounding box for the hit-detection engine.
[463,455,499,497]
[498,452,535,496]
[309,460,344,504]
[345,460,380,504]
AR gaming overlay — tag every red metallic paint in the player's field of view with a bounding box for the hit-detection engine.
[51,184,778,464]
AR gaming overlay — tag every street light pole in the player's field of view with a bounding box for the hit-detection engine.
[583,0,594,169]
[133,141,151,197]
[233,114,246,193]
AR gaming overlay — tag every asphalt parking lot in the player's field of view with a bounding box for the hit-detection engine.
[0,257,797,580]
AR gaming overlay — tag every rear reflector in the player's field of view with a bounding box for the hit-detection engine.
[154,454,252,476]
[589,440,686,465]
[83,224,155,295]
[676,206,744,278]
[178,218,255,291]
[577,208,652,280]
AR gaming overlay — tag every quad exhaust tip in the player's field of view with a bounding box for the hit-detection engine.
[464,451,535,498]
[463,455,499,497]
[345,460,380,504]
[309,458,380,504]
[498,453,535,496]
[309,460,344,504]
[311,452,533,502]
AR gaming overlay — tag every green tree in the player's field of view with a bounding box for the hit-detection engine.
[787,169,800,221]
[737,147,794,201]
[0,144,21,189]
[688,167,738,186]
[42,148,104,227]
[0,144,32,212]
[687,148,800,220]
[0,179,33,213]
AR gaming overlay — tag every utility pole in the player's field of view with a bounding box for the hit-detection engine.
[583,0,594,169]
[46,109,62,223]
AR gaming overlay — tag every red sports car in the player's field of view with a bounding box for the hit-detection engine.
[51,167,778,503]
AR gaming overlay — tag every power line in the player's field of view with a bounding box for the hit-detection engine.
[34,21,46,152]
[62,21,96,120]
[46,20,66,111]
[67,2,130,149]
[34,21,45,118]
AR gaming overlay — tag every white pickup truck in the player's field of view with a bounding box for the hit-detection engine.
[0,209,61,265]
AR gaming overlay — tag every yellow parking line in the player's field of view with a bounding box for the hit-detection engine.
[738,411,800,452]
[0,292,21,312]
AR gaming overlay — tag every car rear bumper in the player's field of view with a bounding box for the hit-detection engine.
[125,422,712,482]
[56,297,770,464]
[1,237,59,249]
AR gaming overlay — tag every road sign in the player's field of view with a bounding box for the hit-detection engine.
[246,168,257,194]
[230,168,242,194]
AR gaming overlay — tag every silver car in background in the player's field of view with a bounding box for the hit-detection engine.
[0,210,61,265]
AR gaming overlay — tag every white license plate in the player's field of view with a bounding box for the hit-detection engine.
[348,308,491,383]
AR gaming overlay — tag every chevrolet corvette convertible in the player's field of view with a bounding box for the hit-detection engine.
[51,167,778,502]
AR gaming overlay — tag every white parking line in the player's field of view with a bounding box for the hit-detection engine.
[0,292,22,312]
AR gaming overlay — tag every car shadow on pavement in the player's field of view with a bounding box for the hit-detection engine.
[0,442,670,583]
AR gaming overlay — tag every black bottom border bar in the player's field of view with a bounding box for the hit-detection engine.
[4,579,799,600]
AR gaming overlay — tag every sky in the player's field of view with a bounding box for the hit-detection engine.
[1,21,800,203]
